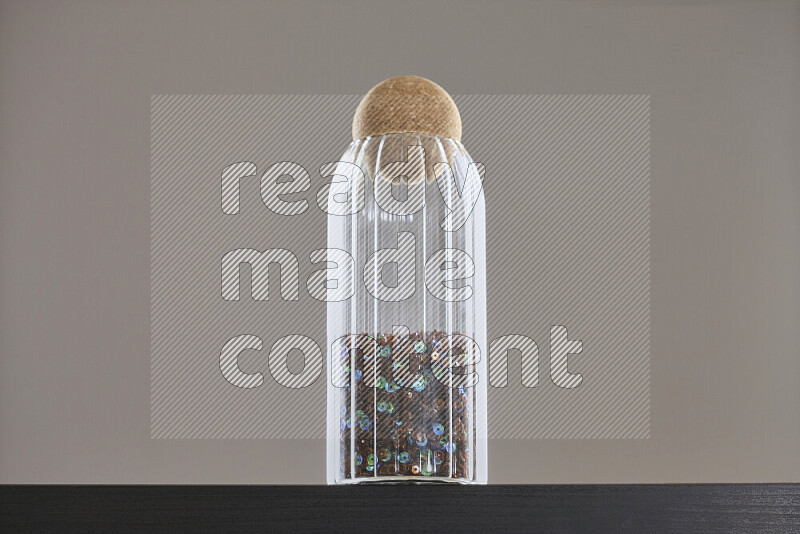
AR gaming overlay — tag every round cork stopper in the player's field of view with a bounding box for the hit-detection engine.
[352,76,461,141]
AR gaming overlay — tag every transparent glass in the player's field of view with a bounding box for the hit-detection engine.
[325,133,487,484]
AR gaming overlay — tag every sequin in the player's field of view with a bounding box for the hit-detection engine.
[336,329,475,482]
[366,453,375,465]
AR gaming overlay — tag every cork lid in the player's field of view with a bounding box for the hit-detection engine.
[352,76,462,141]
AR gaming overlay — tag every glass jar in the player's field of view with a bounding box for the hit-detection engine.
[325,130,487,484]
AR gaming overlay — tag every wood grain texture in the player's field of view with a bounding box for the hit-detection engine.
[2,485,799,533]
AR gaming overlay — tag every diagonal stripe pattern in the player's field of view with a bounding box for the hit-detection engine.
[151,95,650,439]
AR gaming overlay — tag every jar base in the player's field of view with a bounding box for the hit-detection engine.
[332,475,483,485]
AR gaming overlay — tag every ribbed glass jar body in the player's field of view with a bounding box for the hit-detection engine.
[325,133,487,484]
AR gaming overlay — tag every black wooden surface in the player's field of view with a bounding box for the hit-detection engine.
[2,484,799,533]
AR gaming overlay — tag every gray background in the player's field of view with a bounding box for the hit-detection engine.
[1,0,798,483]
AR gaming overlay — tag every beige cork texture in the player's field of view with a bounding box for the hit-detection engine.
[352,76,462,141]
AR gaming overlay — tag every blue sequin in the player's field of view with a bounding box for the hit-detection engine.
[414,341,426,353]
[432,423,444,435]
